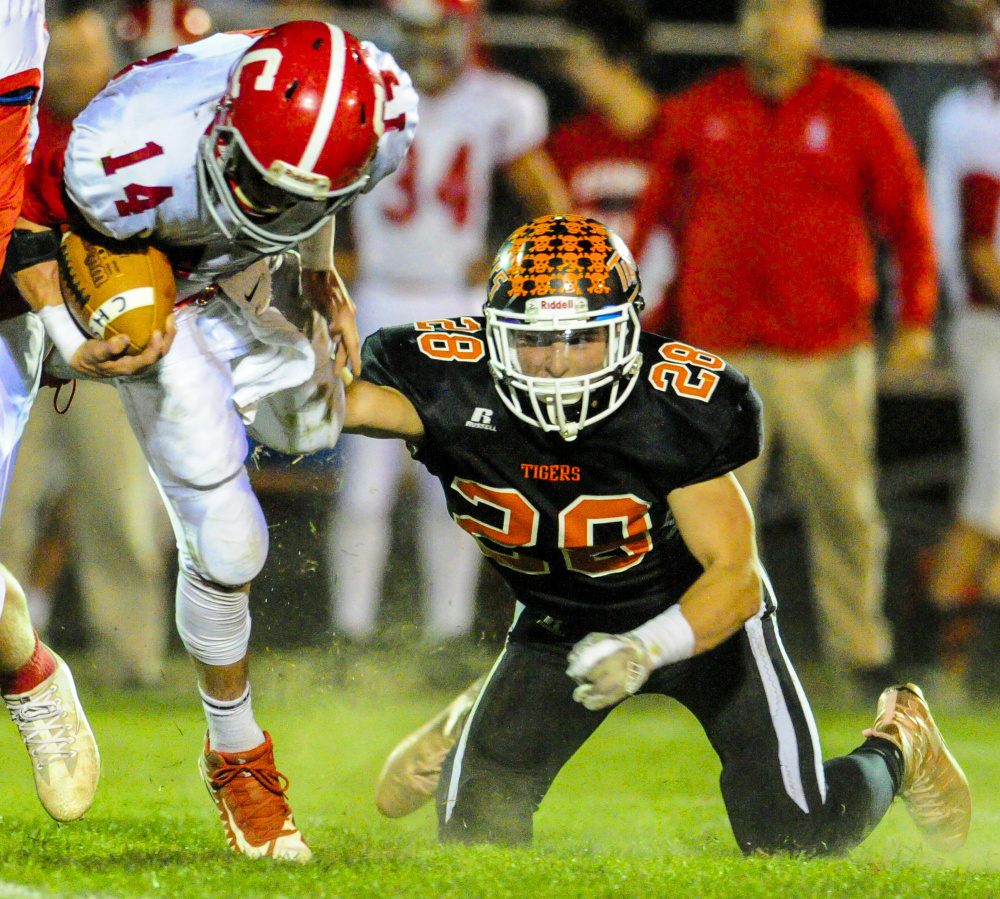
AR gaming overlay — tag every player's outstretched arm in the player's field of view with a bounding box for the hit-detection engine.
[664,472,764,650]
[12,219,175,378]
[342,379,425,443]
[567,472,763,710]
[504,148,572,219]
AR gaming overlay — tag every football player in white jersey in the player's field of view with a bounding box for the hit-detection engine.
[327,0,569,647]
[926,6,1000,699]
[0,0,100,825]
[13,20,418,860]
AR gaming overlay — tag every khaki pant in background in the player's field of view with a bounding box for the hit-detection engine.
[0,378,171,686]
[729,345,892,672]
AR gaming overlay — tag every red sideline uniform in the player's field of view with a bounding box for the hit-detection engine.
[632,60,936,354]
[545,105,669,247]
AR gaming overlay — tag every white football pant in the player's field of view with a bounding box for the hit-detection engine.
[116,279,344,665]
[0,312,44,621]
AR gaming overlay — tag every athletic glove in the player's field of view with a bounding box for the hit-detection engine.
[565,633,654,711]
[566,605,696,711]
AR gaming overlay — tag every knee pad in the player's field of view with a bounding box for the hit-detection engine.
[169,470,269,587]
[175,566,251,666]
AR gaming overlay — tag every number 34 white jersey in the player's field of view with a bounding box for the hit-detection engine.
[350,67,547,292]
[927,82,1000,311]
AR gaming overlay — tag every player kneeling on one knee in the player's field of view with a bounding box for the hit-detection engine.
[344,214,972,855]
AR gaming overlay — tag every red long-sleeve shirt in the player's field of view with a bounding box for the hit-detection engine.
[632,60,936,354]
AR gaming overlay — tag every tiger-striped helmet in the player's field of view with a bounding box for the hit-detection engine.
[484,214,645,441]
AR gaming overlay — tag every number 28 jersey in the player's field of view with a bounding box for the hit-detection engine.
[360,317,763,634]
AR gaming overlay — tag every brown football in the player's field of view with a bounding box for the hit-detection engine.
[58,230,175,356]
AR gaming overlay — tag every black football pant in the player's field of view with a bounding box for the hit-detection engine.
[436,606,899,854]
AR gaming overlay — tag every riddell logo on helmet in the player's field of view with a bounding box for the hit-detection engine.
[526,297,588,316]
[268,161,331,192]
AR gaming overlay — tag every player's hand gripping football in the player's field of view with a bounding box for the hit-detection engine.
[14,259,176,379]
[302,267,361,381]
[69,323,175,379]
[566,632,654,711]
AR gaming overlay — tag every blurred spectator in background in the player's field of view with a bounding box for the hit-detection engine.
[326,0,570,646]
[0,2,172,687]
[926,1,1000,699]
[633,0,938,697]
[115,0,213,57]
[546,0,675,324]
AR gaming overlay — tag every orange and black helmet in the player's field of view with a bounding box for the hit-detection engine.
[484,215,645,441]
[487,214,643,317]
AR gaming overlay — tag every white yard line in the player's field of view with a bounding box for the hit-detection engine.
[0,881,153,899]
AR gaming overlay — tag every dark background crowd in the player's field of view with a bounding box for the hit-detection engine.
[15,0,991,703]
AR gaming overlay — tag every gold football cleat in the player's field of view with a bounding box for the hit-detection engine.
[375,676,486,818]
[864,683,971,852]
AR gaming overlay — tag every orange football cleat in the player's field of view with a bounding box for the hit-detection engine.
[199,731,311,861]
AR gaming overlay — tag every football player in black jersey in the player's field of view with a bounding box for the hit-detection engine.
[341,215,970,854]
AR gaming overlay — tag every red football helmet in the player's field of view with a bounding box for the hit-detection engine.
[198,21,388,253]
[386,0,479,94]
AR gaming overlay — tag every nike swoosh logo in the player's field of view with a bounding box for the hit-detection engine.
[244,280,261,305]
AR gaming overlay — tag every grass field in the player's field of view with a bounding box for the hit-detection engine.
[1,648,999,899]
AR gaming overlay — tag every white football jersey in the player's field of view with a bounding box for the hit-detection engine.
[350,67,547,292]
[63,32,258,300]
[927,82,1000,310]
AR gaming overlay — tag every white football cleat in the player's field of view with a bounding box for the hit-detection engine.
[864,683,971,852]
[375,676,486,818]
[199,731,312,862]
[4,649,100,822]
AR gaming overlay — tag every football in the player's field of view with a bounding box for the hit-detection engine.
[58,229,175,355]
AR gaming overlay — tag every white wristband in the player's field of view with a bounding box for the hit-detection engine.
[37,303,87,363]
[628,604,696,670]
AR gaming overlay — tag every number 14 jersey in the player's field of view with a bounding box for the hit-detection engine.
[360,317,763,635]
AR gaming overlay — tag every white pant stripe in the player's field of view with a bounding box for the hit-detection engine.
[443,602,526,823]
[745,572,827,813]
[759,569,827,804]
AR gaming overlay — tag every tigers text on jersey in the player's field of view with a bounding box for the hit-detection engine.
[928,82,1000,310]
[360,317,763,636]
[350,67,547,292]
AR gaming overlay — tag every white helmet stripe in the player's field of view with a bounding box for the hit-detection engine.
[299,23,346,173]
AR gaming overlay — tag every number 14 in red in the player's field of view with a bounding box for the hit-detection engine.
[100,142,174,217]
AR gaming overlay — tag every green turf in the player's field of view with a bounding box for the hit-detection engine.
[0,650,998,898]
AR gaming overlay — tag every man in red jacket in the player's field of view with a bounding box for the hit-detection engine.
[631,0,938,695]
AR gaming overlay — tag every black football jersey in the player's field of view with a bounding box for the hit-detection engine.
[360,316,762,634]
